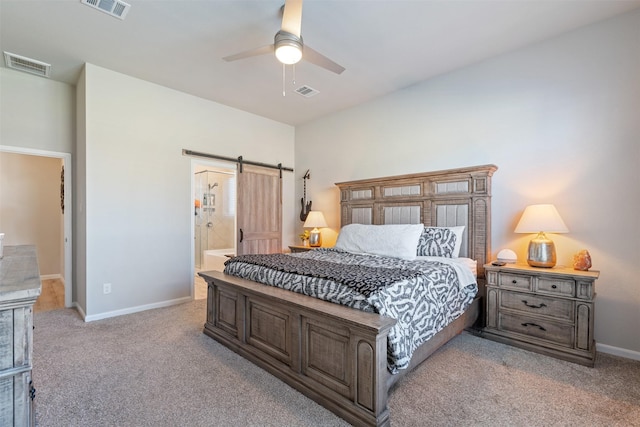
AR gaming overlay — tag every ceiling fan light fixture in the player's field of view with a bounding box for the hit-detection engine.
[274,31,303,65]
[276,45,302,64]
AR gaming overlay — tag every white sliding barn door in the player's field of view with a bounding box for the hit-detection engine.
[236,164,282,255]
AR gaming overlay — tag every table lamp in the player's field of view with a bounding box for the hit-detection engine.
[303,211,327,247]
[514,204,569,268]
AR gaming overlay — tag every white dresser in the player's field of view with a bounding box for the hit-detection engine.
[0,245,41,426]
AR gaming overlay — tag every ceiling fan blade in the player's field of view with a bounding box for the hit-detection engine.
[303,46,345,75]
[281,0,303,37]
[223,44,274,62]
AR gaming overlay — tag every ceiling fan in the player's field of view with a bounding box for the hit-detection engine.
[222,0,345,75]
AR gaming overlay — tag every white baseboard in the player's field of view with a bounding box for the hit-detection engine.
[597,342,640,361]
[40,274,63,280]
[82,297,192,322]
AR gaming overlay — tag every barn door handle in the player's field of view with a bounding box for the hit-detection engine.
[521,322,546,331]
[522,300,547,309]
[239,228,243,242]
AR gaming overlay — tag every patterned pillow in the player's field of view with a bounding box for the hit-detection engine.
[416,227,459,258]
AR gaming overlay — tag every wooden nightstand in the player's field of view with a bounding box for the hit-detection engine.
[482,263,599,367]
[288,245,315,253]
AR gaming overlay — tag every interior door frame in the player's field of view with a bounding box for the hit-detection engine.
[0,145,73,308]
[190,158,236,298]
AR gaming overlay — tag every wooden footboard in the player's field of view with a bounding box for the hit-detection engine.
[200,270,397,427]
[200,270,481,426]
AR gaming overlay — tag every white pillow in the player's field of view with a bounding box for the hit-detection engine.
[334,223,424,260]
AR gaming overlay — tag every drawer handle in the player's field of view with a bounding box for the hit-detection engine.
[512,280,518,284]
[551,284,558,289]
[522,300,547,309]
[29,380,36,401]
[521,322,547,331]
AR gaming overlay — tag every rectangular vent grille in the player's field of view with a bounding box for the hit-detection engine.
[3,52,51,78]
[81,0,131,19]
[295,85,320,98]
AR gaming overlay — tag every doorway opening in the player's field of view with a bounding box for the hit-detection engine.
[191,159,236,299]
[0,145,72,309]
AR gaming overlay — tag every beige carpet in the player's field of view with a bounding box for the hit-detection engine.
[33,300,640,426]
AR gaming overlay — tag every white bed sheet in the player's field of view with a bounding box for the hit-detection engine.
[416,256,477,279]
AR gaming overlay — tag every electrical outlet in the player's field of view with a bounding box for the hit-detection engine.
[103,283,112,294]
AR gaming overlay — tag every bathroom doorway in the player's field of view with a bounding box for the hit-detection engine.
[190,157,283,300]
[192,160,236,299]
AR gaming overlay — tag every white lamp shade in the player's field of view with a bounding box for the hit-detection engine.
[514,204,569,234]
[303,211,327,228]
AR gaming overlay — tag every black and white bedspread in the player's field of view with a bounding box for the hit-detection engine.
[223,248,477,373]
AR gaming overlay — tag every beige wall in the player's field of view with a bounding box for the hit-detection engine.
[295,11,640,358]
[0,152,63,275]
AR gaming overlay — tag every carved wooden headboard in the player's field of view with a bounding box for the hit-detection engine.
[335,164,497,277]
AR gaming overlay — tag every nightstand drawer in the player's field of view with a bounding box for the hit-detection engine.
[537,276,575,297]
[500,291,574,321]
[497,273,532,291]
[499,312,574,348]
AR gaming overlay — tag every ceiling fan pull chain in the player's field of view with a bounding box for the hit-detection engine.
[282,63,286,96]
[292,64,296,85]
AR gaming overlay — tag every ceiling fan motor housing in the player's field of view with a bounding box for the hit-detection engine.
[274,30,303,64]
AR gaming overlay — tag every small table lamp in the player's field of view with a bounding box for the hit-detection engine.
[514,204,569,268]
[303,211,327,247]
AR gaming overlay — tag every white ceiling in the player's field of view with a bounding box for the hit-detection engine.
[2,0,639,125]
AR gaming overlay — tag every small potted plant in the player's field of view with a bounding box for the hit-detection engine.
[299,230,310,246]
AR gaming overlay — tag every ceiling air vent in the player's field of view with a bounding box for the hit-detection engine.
[3,52,51,78]
[81,0,131,20]
[295,85,320,98]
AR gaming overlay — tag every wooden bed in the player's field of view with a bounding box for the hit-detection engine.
[200,164,497,427]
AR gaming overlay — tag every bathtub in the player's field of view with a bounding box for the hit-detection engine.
[203,248,235,272]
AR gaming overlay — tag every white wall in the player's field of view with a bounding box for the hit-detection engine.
[0,67,74,293]
[295,11,640,357]
[1,64,295,320]
[75,66,87,310]
[0,68,75,153]
[80,64,295,318]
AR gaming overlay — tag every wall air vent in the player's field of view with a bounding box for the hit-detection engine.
[295,85,320,98]
[3,52,51,78]
[81,0,131,20]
